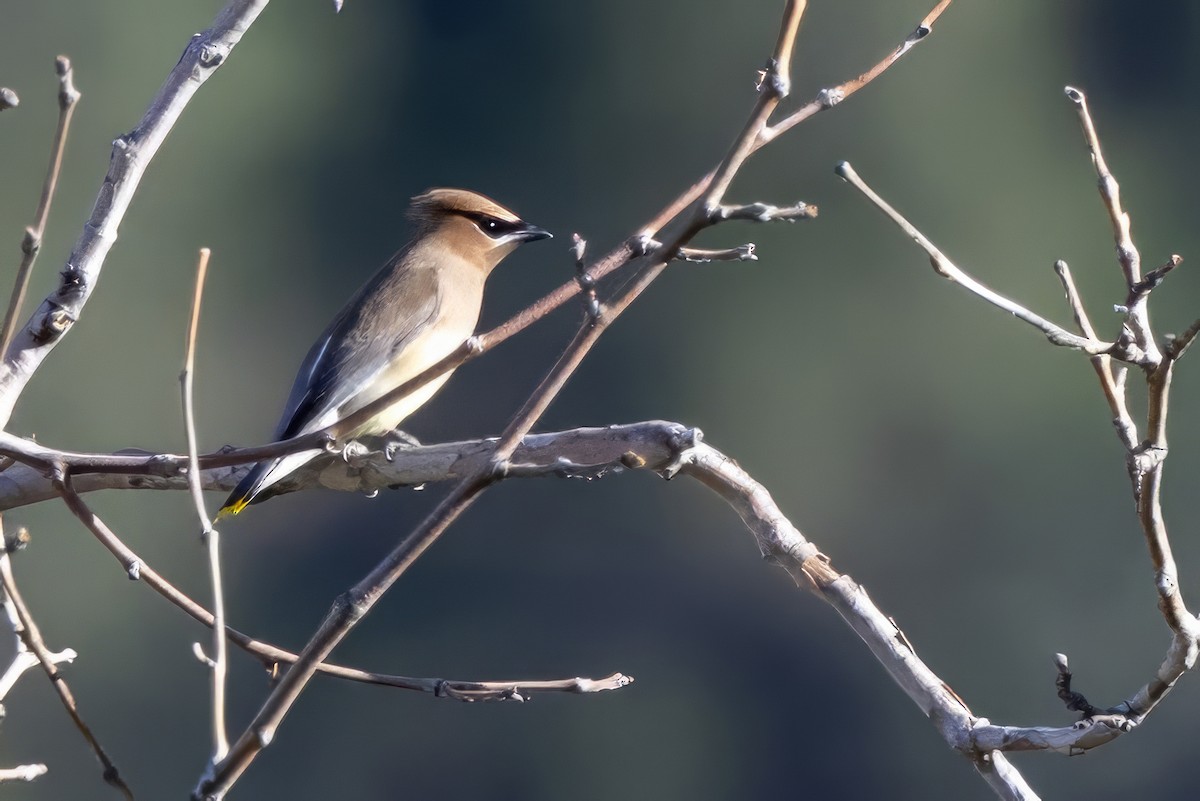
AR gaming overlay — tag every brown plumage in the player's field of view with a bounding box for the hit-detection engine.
[219,188,550,516]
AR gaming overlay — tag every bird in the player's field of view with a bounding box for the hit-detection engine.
[218,188,551,516]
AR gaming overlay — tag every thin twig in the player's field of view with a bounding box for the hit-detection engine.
[836,162,1114,355]
[675,244,757,263]
[1166,317,1200,360]
[1061,90,1193,636]
[710,201,816,223]
[1065,86,1160,366]
[631,0,954,242]
[180,248,228,762]
[0,547,133,799]
[50,470,626,700]
[0,57,80,356]
[1052,260,1138,449]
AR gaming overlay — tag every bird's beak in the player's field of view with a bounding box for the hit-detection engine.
[515,223,553,243]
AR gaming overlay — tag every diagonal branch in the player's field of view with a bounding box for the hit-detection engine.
[50,469,626,702]
[1052,259,1138,449]
[299,0,954,448]
[676,436,1033,799]
[0,0,269,429]
[1064,86,1160,366]
[836,161,1114,355]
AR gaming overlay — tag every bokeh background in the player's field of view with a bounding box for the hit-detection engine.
[3,0,1200,798]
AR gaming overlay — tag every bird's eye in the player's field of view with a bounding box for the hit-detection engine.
[474,215,517,239]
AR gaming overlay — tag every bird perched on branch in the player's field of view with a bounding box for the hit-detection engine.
[219,188,551,516]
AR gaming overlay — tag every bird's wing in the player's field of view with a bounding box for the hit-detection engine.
[275,265,442,439]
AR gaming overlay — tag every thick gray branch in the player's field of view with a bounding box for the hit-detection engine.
[0,422,695,510]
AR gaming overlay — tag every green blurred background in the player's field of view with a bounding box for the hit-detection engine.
[3,0,1200,798]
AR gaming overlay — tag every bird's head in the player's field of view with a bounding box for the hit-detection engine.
[408,188,552,273]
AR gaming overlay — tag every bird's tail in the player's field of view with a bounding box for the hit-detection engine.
[218,449,323,518]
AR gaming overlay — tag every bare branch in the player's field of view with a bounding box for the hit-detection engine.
[1166,318,1200,360]
[709,201,816,223]
[0,56,81,356]
[49,468,628,704]
[761,0,954,145]
[675,244,757,263]
[842,86,1200,769]
[0,422,693,509]
[182,248,214,530]
[303,0,954,448]
[675,437,1033,798]
[179,248,229,763]
[1132,254,1182,299]
[1065,86,1160,366]
[0,0,268,428]
[0,764,47,782]
[836,161,1114,355]
[1052,260,1138,449]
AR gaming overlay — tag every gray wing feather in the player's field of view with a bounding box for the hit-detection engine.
[275,264,441,439]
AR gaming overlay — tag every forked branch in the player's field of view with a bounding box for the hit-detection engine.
[837,84,1200,770]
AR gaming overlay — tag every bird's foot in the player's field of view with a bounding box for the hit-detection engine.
[384,429,422,461]
[340,439,371,463]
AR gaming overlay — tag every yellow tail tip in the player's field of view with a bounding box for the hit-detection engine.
[216,498,249,519]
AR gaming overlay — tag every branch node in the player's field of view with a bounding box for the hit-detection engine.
[126,560,142,581]
[197,44,228,69]
[254,726,274,748]
[3,527,29,554]
[1165,317,1200,360]
[660,427,703,479]
[192,642,217,669]
[755,58,789,98]
[1155,568,1178,601]
[19,229,39,258]
[1131,254,1182,297]
[817,87,845,108]
[54,56,80,109]
[1055,652,1098,718]
[571,234,602,321]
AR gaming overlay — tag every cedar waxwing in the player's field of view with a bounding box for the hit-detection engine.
[219,188,551,516]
